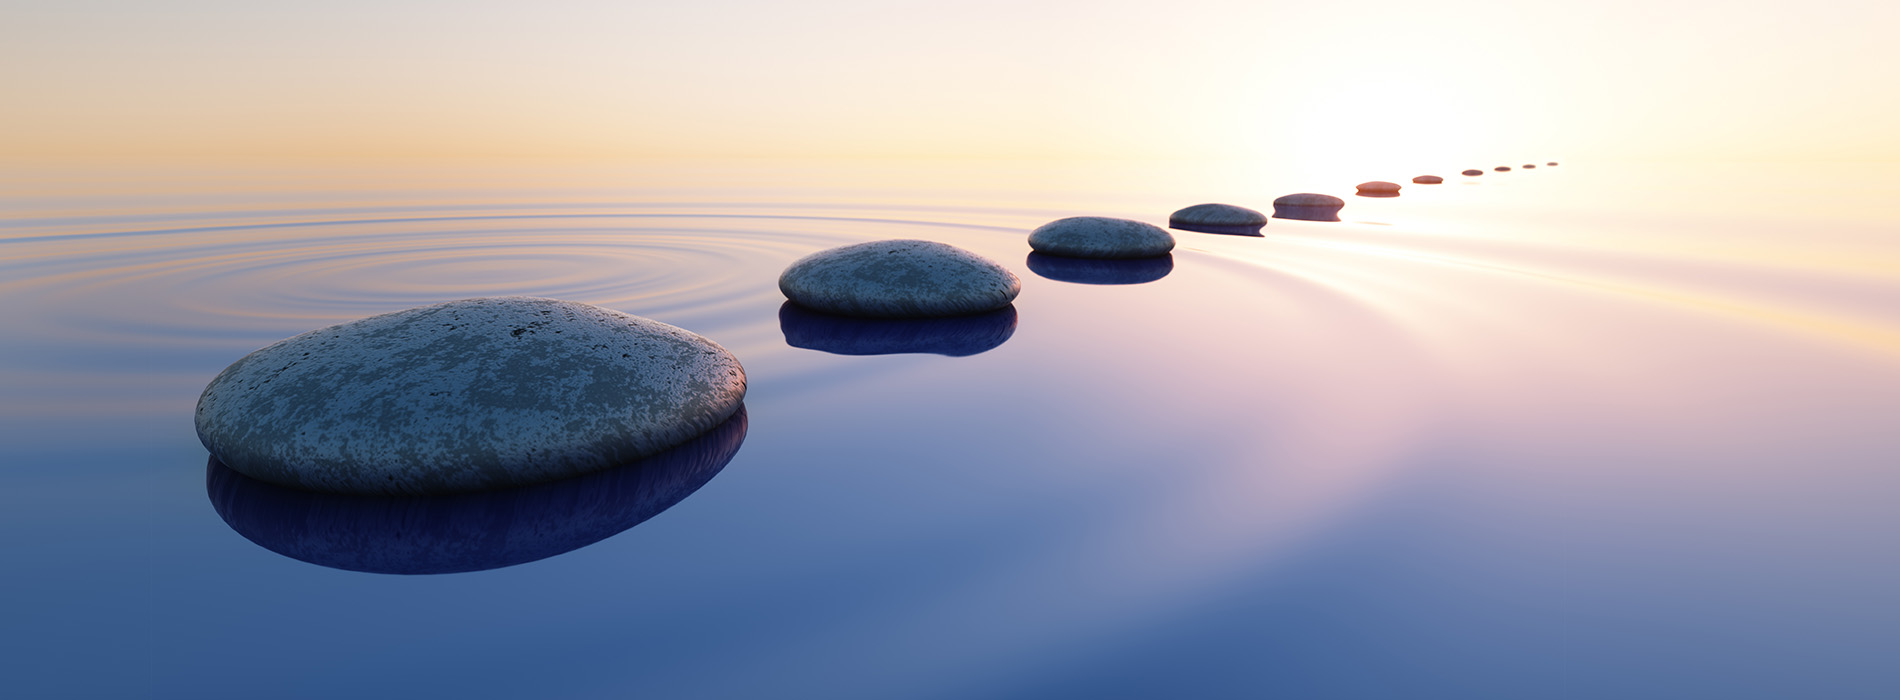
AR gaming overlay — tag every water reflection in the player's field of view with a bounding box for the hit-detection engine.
[1169,223,1263,237]
[779,302,1017,356]
[1027,252,1173,285]
[206,406,748,575]
[1271,206,1342,222]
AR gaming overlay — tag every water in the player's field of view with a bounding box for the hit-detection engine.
[3,160,1897,698]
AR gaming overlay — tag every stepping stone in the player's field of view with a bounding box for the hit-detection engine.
[779,239,1021,318]
[1028,216,1176,258]
[196,297,747,495]
[1168,203,1268,236]
[1272,193,1346,222]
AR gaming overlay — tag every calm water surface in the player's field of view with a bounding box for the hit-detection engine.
[3,160,1897,698]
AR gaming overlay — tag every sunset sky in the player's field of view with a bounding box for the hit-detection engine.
[4,0,1896,166]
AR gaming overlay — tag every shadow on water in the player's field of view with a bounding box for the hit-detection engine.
[1170,223,1263,237]
[206,406,748,575]
[779,302,1017,357]
[1271,206,1342,222]
[1026,252,1173,285]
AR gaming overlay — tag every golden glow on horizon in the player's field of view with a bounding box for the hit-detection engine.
[2,0,1898,165]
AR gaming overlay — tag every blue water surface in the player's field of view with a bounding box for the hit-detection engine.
[2,160,1897,698]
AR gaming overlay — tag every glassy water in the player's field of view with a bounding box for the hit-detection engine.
[3,160,1897,698]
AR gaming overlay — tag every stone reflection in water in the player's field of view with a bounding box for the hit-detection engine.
[1026,252,1173,286]
[206,406,748,575]
[779,302,1016,357]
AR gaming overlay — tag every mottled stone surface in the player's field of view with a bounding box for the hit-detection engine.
[1412,175,1444,184]
[1462,169,1484,176]
[1028,217,1175,259]
[1169,203,1267,235]
[779,239,1020,318]
[1272,193,1346,222]
[1495,166,1513,172]
[195,297,747,495]
[1357,181,1401,194]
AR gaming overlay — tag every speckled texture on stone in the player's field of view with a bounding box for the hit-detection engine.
[779,239,1021,318]
[1028,217,1175,259]
[1273,193,1345,208]
[1462,169,1484,176]
[1357,181,1401,194]
[1169,203,1268,229]
[195,297,747,495]
[1272,193,1346,222]
[1412,175,1444,184]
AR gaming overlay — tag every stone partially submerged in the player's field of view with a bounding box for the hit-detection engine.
[1168,203,1267,236]
[779,239,1020,318]
[1028,216,1176,258]
[195,297,747,496]
[1356,181,1401,197]
[1272,193,1346,222]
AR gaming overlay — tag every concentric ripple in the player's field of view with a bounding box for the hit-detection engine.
[0,203,1030,378]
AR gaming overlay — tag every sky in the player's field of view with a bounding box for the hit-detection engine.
[3,0,1897,165]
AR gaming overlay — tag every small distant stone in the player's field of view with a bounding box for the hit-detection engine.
[195,297,748,496]
[1357,181,1401,194]
[1547,161,1559,166]
[1523,164,1537,169]
[1272,193,1346,222]
[1169,203,1267,236]
[1028,216,1175,259]
[779,239,1021,318]
[1494,166,1513,172]
[1412,175,1444,184]
[1462,169,1484,176]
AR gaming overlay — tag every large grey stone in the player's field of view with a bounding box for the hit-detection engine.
[1272,193,1346,222]
[779,239,1020,318]
[1028,216,1175,259]
[1169,203,1267,236]
[195,297,747,496]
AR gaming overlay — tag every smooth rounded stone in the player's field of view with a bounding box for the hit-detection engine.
[1494,166,1513,172]
[1412,175,1444,184]
[1547,161,1559,166]
[779,302,1016,357]
[1357,181,1401,195]
[207,407,748,575]
[1272,193,1346,222]
[195,297,747,496]
[1027,252,1173,285]
[779,239,1021,318]
[1169,203,1267,236]
[1462,169,1484,176]
[1027,216,1175,259]
[1523,164,1537,169]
